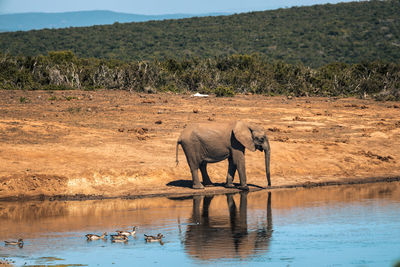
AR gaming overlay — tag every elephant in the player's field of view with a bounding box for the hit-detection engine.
[182,192,273,260]
[176,120,271,190]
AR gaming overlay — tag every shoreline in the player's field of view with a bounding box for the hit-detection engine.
[1,175,399,202]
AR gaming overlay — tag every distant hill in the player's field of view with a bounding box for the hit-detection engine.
[0,10,228,32]
[0,0,399,67]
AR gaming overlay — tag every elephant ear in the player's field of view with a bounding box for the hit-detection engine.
[233,121,256,152]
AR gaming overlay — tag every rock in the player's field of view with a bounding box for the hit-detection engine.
[293,116,306,121]
[128,127,149,135]
[142,100,156,104]
[137,135,149,141]
[268,127,281,132]
[274,136,289,142]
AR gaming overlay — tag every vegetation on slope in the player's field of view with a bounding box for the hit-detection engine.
[0,1,399,67]
[1,51,399,100]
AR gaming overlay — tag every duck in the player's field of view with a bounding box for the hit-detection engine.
[85,232,107,240]
[110,234,128,240]
[144,233,164,242]
[116,226,137,237]
[111,235,128,243]
[4,239,23,246]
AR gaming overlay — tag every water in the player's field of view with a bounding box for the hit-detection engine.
[1,182,400,266]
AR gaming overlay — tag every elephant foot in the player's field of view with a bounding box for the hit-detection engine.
[237,185,249,191]
[192,184,205,190]
[203,181,214,187]
[224,183,235,188]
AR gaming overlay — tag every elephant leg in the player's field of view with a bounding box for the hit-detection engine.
[181,143,204,189]
[202,195,213,223]
[192,195,202,223]
[225,157,236,188]
[226,194,237,228]
[200,162,213,187]
[239,192,248,230]
[190,166,204,189]
[235,152,249,191]
[184,150,204,189]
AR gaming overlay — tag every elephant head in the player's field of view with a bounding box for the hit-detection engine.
[233,121,271,186]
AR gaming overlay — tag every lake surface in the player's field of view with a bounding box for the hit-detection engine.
[1,182,400,266]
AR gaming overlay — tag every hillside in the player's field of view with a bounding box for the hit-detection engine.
[0,11,228,32]
[0,0,399,67]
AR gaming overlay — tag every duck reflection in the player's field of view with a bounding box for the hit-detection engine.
[184,192,272,260]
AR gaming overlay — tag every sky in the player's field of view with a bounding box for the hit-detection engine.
[0,0,358,15]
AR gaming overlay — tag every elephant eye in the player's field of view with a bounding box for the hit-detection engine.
[254,136,264,143]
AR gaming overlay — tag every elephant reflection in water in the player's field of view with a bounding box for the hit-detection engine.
[184,192,272,260]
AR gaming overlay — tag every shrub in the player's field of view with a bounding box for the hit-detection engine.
[214,86,235,97]
[48,50,77,64]
[19,96,28,103]
[1,52,400,101]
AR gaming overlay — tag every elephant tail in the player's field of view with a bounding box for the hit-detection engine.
[176,138,182,167]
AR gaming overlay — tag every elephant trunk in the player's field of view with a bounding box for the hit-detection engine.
[263,140,271,187]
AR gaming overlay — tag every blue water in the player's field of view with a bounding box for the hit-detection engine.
[1,182,400,266]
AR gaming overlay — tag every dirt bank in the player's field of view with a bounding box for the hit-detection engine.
[0,90,399,200]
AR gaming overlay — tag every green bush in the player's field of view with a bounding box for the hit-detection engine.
[19,96,28,103]
[215,86,235,97]
[48,50,77,64]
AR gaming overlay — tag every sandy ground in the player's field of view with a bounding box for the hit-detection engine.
[0,90,399,200]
